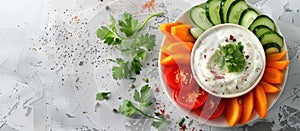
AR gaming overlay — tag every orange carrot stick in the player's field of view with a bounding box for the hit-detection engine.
[259,80,280,93]
[160,53,190,67]
[224,97,243,126]
[266,50,288,61]
[253,85,268,119]
[262,67,284,84]
[171,25,195,42]
[239,92,254,125]
[267,60,290,70]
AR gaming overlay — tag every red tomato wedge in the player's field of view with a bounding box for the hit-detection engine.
[194,96,225,119]
[165,66,196,90]
[174,87,208,110]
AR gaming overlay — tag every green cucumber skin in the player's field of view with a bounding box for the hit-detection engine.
[227,0,248,24]
[190,27,204,39]
[220,0,235,23]
[206,0,222,25]
[253,25,272,38]
[249,15,276,31]
[190,6,213,30]
[259,31,284,47]
[239,8,258,28]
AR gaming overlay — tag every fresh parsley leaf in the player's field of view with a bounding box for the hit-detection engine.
[154,112,167,121]
[110,58,131,80]
[137,50,147,61]
[139,84,153,108]
[119,100,138,116]
[133,84,152,109]
[215,42,246,73]
[96,92,111,101]
[151,113,168,131]
[138,33,156,51]
[97,12,163,80]
[96,27,120,45]
[133,89,141,102]
[151,121,165,131]
[96,15,122,45]
[109,15,117,32]
[130,58,142,75]
[216,49,225,70]
[119,13,139,37]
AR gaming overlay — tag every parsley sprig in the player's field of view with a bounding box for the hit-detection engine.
[215,42,246,73]
[119,79,170,131]
[96,12,164,80]
[96,92,111,101]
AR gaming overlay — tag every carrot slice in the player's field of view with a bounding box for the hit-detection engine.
[239,92,254,125]
[224,97,243,127]
[262,67,284,84]
[160,22,182,42]
[171,25,195,42]
[253,85,268,119]
[266,50,288,61]
[160,53,190,67]
[160,42,194,55]
[159,22,181,35]
[259,80,280,93]
[267,60,290,70]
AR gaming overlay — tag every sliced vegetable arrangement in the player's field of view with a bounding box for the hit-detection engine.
[159,0,289,127]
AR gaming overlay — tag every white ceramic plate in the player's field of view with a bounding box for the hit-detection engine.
[158,2,289,127]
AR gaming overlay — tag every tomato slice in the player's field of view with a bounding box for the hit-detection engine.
[174,87,208,110]
[165,66,196,90]
[194,96,225,119]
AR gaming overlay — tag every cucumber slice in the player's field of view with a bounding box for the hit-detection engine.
[227,0,248,24]
[190,6,213,30]
[249,15,276,31]
[206,0,222,25]
[263,43,281,54]
[259,31,284,47]
[253,25,272,38]
[239,8,258,28]
[220,0,235,23]
[190,27,205,39]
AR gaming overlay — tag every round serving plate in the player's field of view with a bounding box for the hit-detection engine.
[158,2,289,127]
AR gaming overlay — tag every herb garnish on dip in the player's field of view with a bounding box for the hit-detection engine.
[192,24,265,98]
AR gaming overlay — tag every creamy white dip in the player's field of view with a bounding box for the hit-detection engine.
[192,24,265,97]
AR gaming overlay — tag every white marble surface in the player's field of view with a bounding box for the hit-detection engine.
[0,0,300,131]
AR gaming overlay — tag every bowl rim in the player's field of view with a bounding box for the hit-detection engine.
[190,23,266,98]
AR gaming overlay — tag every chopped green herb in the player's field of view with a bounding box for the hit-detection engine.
[96,92,111,101]
[79,61,84,66]
[96,12,164,80]
[142,78,149,83]
[130,77,137,82]
[178,117,185,127]
[215,42,246,73]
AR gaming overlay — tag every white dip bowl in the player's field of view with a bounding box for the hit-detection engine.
[191,24,266,98]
